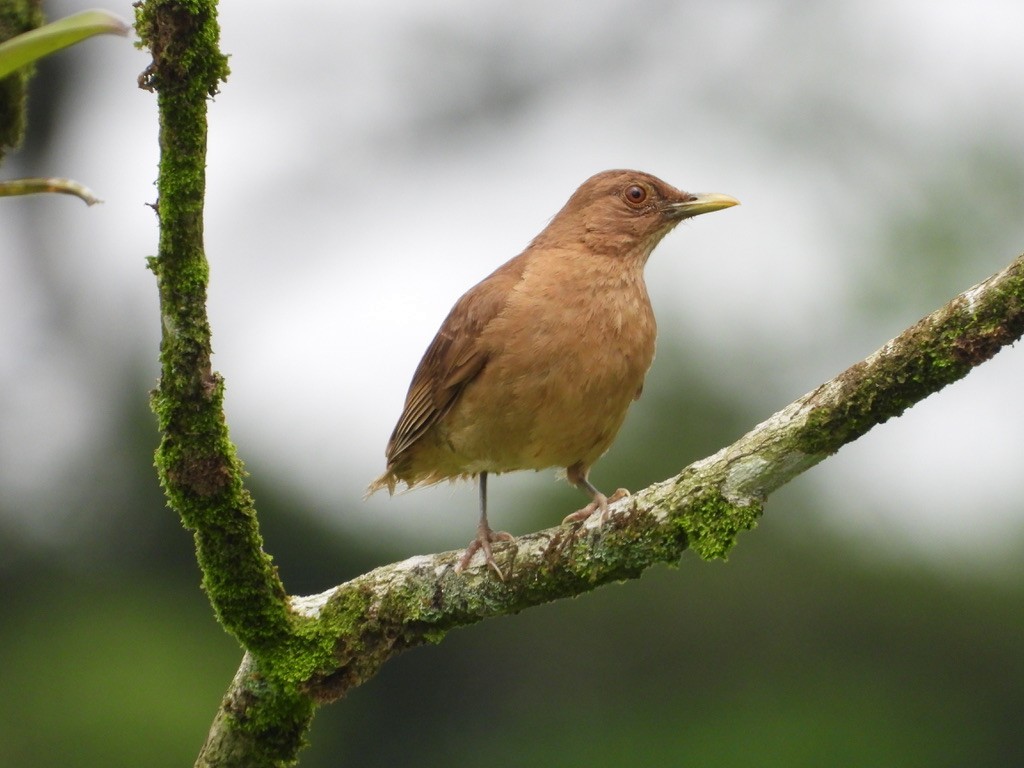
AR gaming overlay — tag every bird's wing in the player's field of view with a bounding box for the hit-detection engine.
[385,254,528,463]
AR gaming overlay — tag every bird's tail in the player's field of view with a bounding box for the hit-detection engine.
[364,472,398,499]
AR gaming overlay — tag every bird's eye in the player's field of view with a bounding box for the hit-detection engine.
[624,184,648,205]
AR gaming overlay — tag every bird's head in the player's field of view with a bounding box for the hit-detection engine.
[531,169,739,263]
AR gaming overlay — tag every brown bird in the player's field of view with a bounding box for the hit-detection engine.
[368,169,738,577]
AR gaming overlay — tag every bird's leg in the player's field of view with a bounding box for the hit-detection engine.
[455,472,515,579]
[562,463,629,525]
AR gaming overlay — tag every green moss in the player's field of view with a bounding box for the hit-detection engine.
[225,673,315,768]
[673,490,762,561]
[286,589,376,686]
[135,0,229,97]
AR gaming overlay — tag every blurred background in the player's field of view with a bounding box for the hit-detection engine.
[2,1,1024,765]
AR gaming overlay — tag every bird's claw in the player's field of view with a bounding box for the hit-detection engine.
[561,487,630,526]
[455,525,515,580]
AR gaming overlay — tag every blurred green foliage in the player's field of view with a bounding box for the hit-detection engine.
[863,144,1024,324]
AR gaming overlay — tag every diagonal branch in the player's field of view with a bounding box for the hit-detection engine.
[285,251,1024,707]
[202,253,1024,768]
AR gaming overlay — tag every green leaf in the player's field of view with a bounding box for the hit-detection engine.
[0,9,130,79]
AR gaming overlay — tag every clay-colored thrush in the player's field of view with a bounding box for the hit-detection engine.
[368,169,738,577]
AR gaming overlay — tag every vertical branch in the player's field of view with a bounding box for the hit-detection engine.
[136,5,322,764]
[135,0,291,654]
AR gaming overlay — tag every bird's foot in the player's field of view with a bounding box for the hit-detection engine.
[455,523,516,580]
[561,487,630,526]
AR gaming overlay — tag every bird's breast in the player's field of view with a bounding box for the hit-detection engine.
[444,254,657,471]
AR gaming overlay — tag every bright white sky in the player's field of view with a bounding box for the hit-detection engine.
[2,1,1023,570]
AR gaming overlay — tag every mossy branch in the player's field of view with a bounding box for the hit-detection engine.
[136,0,293,666]
[281,250,1024,688]
[136,3,1024,765]
[196,250,1021,766]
